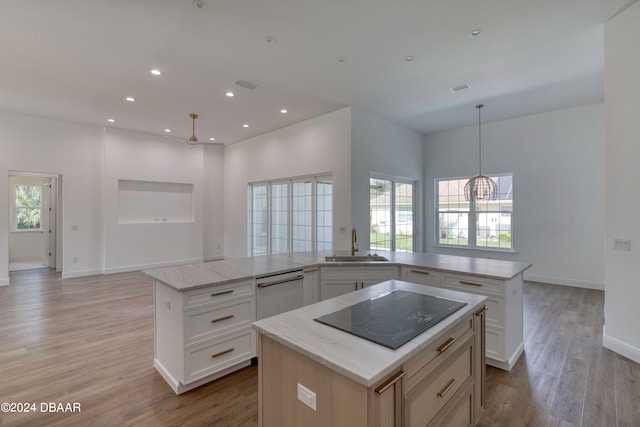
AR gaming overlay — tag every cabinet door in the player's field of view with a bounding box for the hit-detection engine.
[321,280,359,300]
[369,369,404,427]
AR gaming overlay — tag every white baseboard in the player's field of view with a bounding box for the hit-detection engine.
[103,257,204,275]
[203,255,224,262]
[62,268,103,279]
[524,273,604,290]
[603,326,640,364]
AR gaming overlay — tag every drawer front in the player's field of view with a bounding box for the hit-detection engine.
[485,325,505,361]
[184,297,255,345]
[402,267,442,287]
[404,339,474,427]
[442,274,504,297]
[428,381,474,427]
[404,316,472,392]
[440,284,503,328]
[321,266,398,281]
[183,330,256,384]
[183,280,254,309]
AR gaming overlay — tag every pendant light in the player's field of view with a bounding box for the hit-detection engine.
[464,104,497,201]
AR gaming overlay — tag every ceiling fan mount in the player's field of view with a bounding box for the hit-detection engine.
[164,113,223,146]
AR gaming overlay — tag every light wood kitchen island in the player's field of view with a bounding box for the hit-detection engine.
[253,280,488,427]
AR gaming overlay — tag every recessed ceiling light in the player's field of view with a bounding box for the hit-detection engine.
[242,124,249,128]
[338,57,346,63]
[405,56,414,62]
[226,92,235,97]
[107,118,116,123]
[209,137,216,141]
[280,109,288,114]
[164,129,171,133]
[150,69,162,76]
[125,97,136,102]
[265,35,276,43]
[470,29,482,37]
[192,0,206,9]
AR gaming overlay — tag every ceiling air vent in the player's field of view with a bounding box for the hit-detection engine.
[450,83,471,93]
[234,80,259,90]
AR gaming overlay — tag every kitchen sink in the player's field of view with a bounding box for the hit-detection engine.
[324,255,389,262]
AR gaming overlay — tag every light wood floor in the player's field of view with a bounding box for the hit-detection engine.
[1,270,638,426]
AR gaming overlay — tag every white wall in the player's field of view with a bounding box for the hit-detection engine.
[203,145,225,261]
[223,108,352,257]
[0,111,104,283]
[351,108,425,250]
[102,128,205,273]
[424,103,606,289]
[603,1,640,363]
[0,111,224,283]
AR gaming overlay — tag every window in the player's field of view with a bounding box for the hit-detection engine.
[370,177,416,252]
[436,174,513,250]
[249,175,332,255]
[15,185,42,230]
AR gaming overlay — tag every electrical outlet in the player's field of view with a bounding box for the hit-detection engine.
[297,383,317,411]
[164,299,171,309]
[613,238,631,251]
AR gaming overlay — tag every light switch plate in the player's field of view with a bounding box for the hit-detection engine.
[297,383,317,411]
[613,238,631,251]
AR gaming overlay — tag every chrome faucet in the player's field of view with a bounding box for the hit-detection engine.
[351,227,358,256]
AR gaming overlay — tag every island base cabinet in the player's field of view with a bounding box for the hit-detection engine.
[258,311,485,426]
[258,335,369,427]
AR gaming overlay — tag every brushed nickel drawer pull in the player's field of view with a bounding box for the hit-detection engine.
[211,348,234,358]
[210,289,234,297]
[410,269,430,275]
[436,337,456,353]
[375,371,406,395]
[303,267,318,273]
[257,275,304,288]
[475,305,488,316]
[459,280,483,287]
[437,378,456,398]
[211,314,234,323]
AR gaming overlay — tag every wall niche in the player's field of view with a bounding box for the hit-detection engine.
[118,180,194,224]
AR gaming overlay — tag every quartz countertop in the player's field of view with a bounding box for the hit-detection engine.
[143,250,531,292]
[252,279,487,387]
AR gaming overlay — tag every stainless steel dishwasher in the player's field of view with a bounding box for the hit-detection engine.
[256,269,304,320]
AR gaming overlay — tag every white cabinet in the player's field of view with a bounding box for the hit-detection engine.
[319,265,399,300]
[303,266,320,305]
[154,279,256,394]
[401,265,523,371]
[440,273,523,371]
[400,266,442,287]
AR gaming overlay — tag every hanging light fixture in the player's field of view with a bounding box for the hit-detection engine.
[464,104,497,201]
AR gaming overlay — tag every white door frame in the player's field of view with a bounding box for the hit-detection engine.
[8,171,62,273]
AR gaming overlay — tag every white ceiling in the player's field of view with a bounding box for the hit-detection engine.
[0,0,635,144]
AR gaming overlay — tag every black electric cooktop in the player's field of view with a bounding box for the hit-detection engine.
[314,290,467,350]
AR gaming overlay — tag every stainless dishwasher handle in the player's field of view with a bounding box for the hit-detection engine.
[257,274,304,288]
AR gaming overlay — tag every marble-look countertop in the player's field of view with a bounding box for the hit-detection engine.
[143,250,531,292]
[252,279,487,387]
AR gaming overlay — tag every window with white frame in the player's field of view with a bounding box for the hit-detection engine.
[370,176,416,252]
[14,184,43,230]
[436,174,513,250]
[249,175,332,255]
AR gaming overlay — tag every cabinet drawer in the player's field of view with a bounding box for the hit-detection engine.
[321,266,398,281]
[485,325,505,362]
[442,274,504,297]
[183,330,256,384]
[184,297,255,345]
[183,280,254,309]
[404,338,474,427]
[402,267,442,287]
[404,316,472,392]
[428,381,474,427]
